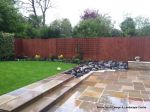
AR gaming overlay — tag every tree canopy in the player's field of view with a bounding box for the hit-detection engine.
[120,17,136,37]
[0,0,25,36]
[49,19,72,38]
[135,16,150,36]
[73,9,113,38]
[81,9,100,20]
[1,3,150,38]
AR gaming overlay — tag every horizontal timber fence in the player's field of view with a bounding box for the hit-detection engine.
[15,38,150,61]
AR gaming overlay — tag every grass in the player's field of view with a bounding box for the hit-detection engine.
[0,61,77,95]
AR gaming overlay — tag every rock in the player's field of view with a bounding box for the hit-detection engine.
[88,62,93,65]
[71,70,76,75]
[64,60,128,77]
[92,68,98,71]
[84,68,91,73]
[64,70,72,74]
[75,72,83,77]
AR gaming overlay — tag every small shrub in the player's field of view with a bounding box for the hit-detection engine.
[76,53,83,60]
[0,32,15,60]
[62,58,72,63]
[50,55,58,61]
[71,58,81,64]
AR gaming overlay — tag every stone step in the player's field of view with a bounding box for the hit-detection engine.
[19,78,81,112]
[0,74,73,112]
[18,72,93,112]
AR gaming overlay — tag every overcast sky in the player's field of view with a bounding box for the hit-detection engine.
[23,0,150,28]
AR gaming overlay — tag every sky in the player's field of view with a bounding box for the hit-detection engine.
[23,0,150,28]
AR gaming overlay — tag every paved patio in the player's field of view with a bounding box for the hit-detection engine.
[48,70,150,112]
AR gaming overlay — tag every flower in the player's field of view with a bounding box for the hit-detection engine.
[35,54,40,59]
[58,54,64,59]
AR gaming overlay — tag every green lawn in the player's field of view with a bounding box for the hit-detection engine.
[0,61,76,95]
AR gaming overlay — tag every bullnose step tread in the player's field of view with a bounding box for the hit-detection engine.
[0,74,73,112]
[20,77,83,112]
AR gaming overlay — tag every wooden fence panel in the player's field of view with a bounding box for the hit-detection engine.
[143,38,150,61]
[15,38,150,61]
[20,39,56,58]
[14,39,23,57]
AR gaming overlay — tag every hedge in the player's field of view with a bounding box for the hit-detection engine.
[0,32,14,60]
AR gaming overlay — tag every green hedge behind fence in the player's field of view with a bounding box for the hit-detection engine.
[0,32,14,60]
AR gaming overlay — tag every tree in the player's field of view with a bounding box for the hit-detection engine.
[0,0,26,37]
[120,17,136,37]
[19,0,52,27]
[28,14,42,27]
[139,26,150,36]
[81,9,99,20]
[23,18,72,39]
[48,20,61,38]
[0,32,15,60]
[135,16,150,36]
[47,19,72,38]
[111,29,122,37]
[73,11,113,38]
[36,0,52,26]
[60,19,72,37]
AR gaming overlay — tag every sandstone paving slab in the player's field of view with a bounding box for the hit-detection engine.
[141,91,150,94]
[79,87,103,99]
[99,95,128,112]
[0,74,73,111]
[63,78,81,87]
[95,83,107,88]
[49,106,73,112]
[143,100,150,110]
[51,98,82,112]
[121,85,134,91]
[86,76,100,83]
[103,104,128,112]
[54,89,84,107]
[30,80,63,92]
[81,81,96,87]
[129,91,142,99]
[16,83,77,111]
[115,81,133,86]
[25,82,46,90]
[21,97,55,112]
[0,90,41,111]
[45,86,70,99]
[6,88,29,96]
[0,95,17,105]
[105,84,122,91]
[36,79,53,84]
[47,70,150,112]
[74,101,103,112]
[78,95,99,102]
